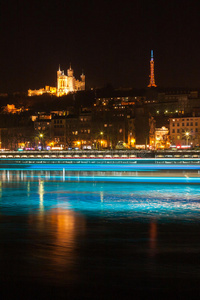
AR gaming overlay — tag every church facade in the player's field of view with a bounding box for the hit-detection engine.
[28,65,85,97]
[57,65,85,97]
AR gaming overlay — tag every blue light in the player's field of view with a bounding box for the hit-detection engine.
[1,178,200,222]
[0,158,200,184]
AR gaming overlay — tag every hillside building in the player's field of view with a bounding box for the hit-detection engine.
[28,65,85,97]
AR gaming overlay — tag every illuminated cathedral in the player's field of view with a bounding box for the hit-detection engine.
[28,64,85,97]
[57,65,85,97]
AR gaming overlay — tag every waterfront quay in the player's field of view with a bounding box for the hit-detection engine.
[0,150,200,183]
[1,149,200,159]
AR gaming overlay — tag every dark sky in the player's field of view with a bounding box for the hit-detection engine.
[1,0,200,92]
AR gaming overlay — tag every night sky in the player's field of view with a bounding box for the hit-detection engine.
[1,0,200,92]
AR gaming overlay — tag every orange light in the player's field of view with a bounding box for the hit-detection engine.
[131,138,135,144]
[148,51,157,88]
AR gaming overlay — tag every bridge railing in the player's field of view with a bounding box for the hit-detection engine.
[0,149,200,158]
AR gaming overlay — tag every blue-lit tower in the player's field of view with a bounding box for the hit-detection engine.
[148,50,157,87]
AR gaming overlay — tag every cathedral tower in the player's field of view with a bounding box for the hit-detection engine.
[148,50,157,88]
[67,64,74,77]
[57,65,62,91]
[80,71,85,90]
[80,71,85,83]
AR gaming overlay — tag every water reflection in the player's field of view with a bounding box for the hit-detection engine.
[0,181,2,199]
[0,172,200,297]
[0,169,199,184]
[0,171,200,222]
[50,209,85,267]
[100,191,104,203]
[28,208,86,276]
[39,180,44,213]
[27,181,30,198]
[149,222,157,256]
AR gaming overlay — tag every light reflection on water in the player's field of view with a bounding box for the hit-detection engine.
[28,208,86,273]
[0,174,199,221]
[1,171,200,296]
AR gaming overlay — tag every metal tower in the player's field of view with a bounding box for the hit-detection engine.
[148,50,157,87]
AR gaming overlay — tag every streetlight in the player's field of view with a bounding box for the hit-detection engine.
[131,138,135,148]
[185,131,189,146]
[76,141,81,149]
[39,133,44,150]
[99,132,103,150]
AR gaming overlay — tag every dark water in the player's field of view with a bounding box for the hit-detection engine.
[0,177,200,299]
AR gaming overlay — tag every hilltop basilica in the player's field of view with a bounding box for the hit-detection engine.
[28,65,85,97]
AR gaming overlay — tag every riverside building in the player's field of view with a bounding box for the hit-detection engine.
[169,116,200,147]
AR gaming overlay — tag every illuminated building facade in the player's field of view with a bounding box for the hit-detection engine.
[51,117,67,147]
[149,121,170,150]
[28,65,85,97]
[51,113,92,149]
[154,126,170,149]
[57,65,85,96]
[2,104,28,114]
[28,86,57,97]
[148,50,157,88]
[170,116,200,147]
